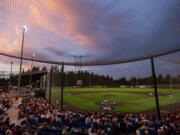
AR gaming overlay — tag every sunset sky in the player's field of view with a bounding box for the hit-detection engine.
[0,0,180,79]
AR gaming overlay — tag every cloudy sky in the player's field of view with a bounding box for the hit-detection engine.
[0,0,180,79]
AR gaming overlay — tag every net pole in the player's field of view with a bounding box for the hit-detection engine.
[60,63,64,111]
[150,57,161,120]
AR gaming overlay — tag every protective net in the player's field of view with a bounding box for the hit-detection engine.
[0,0,180,65]
[0,52,179,113]
[45,57,180,113]
[0,0,180,113]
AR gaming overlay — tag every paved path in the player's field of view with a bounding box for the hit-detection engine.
[6,98,22,125]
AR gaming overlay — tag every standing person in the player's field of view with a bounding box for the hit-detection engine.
[15,95,19,104]
[104,98,109,106]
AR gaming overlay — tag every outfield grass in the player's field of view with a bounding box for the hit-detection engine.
[51,88,180,112]
[78,92,149,101]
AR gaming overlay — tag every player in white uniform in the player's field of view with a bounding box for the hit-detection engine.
[104,98,109,105]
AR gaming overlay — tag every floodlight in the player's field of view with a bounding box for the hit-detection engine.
[23,25,27,33]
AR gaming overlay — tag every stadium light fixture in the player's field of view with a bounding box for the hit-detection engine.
[23,25,27,33]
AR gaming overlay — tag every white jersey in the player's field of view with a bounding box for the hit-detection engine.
[104,99,108,103]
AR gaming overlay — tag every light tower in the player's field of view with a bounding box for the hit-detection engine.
[17,25,27,95]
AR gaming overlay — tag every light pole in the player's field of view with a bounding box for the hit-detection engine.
[170,72,173,89]
[18,25,27,95]
[10,61,13,87]
[90,73,91,88]
[168,66,173,89]
[66,72,68,89]
[61,63,64,111]
[66,72,70,95]
[29,53,35,88]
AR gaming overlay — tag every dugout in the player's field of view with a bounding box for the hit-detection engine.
[20,70,61,101]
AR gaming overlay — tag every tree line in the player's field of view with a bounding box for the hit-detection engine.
[0,65,180,87]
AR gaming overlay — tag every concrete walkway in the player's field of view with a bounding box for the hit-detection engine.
[6,98,22,125]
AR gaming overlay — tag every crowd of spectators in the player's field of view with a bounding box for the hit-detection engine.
[0,93,13,135]
[0,93,13,115]
[0,93,180,135]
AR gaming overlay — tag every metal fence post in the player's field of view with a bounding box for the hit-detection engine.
[150,57,161,120]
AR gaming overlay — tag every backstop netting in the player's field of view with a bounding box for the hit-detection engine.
[0,51,179,114]
[0,0,180,115]
[47,54,180,113]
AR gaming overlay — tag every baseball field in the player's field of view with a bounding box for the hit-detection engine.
[51,88,180,113]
